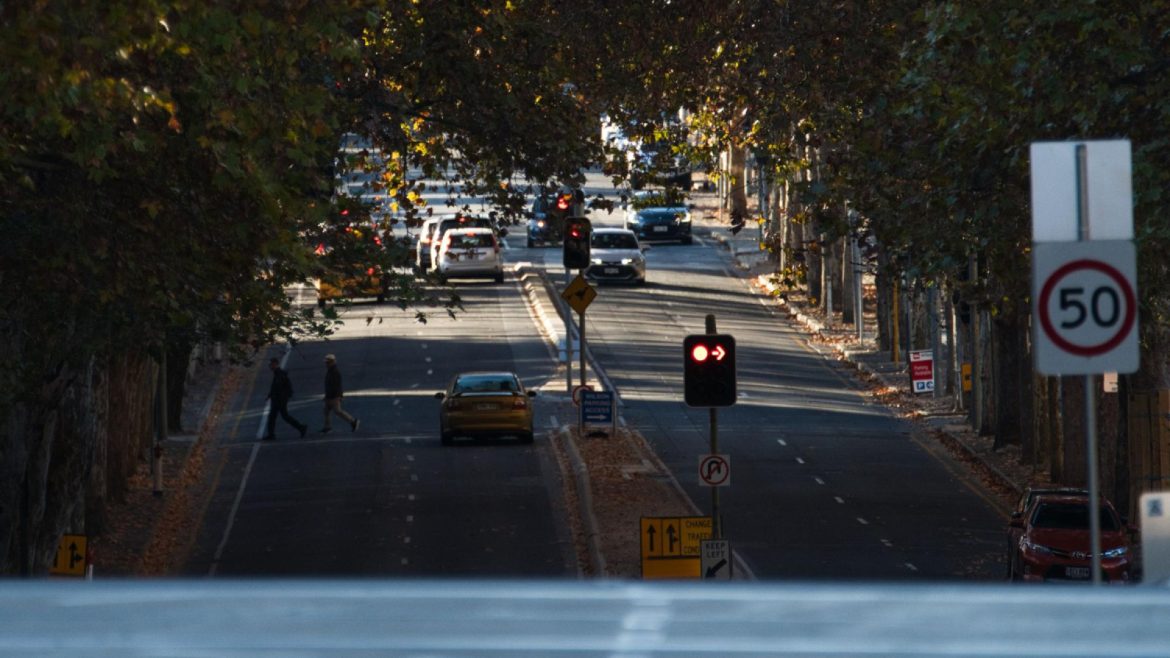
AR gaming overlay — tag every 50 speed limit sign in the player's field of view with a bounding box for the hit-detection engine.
[1032,240,1138,375]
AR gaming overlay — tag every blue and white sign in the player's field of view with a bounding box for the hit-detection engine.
[580,391,614,424]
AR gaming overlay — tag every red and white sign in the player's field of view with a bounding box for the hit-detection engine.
[909,350,934,394]
[1032,240,1138,375]
[698,454,730,487]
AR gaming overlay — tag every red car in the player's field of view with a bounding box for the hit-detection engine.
[1008,493,1132,582]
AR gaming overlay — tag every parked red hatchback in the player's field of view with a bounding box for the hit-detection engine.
[1008,493,1132,583]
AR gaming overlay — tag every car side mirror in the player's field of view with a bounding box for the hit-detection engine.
[434,392,446,400]
[641,245,651,252]
[527,390,537,398]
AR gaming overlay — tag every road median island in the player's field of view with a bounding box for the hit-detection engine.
[554,418,697,578]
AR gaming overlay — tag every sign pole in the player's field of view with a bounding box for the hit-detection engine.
[1075,144,1103,586]
[565,269,573,392]
[706,313,721,539]
[579,305,587,389]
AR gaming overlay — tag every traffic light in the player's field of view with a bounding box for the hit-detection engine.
[683,334,736,407]
[563,216,592,269]
[556,192,574,213]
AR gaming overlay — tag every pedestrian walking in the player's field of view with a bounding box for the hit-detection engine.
[265,357,307,440]
[321,354,360,433]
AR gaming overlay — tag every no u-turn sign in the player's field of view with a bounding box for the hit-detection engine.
[1032,240,1138,375]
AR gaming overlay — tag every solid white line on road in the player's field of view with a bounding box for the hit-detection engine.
[835,497,845,504]
[795,457,805,465]
[209,442,261,577]
[814,477,825,485]
[857,517,869,525]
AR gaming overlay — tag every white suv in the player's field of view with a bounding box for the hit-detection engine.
[433,227,504,282]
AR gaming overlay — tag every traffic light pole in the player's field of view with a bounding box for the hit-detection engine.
[580,304,587,389]
[706,313,721,540]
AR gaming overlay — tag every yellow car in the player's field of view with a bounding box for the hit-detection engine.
[315,266,388,307]
[434,372,536,445]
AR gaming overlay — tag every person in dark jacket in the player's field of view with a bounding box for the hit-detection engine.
[265,357,307,440]
[321,354,359,433]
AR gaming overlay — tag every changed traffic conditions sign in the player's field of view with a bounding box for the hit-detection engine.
[1033,240,1138,375]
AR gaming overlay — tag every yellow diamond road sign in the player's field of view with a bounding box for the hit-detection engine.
[561,274,596,315]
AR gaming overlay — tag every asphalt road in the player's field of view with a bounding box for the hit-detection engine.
[186,171,1005,581]
[542,177,1008,580]
[184,275,576,577]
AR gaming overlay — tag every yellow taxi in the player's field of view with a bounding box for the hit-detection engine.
[313,223,390,308]
[434,372,536,445]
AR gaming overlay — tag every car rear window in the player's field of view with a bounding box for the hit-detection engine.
[446,233,495,248]
[593,233,638,249]
[1031,502,1119,531]
[453,375,519,394]
[439,218,493,234]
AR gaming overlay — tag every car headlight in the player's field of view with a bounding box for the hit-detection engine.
[1103,546,1129,558]
[591,258,604,265]
[537,220,546,228]
[678,213,691,223]
[1022,539,1052,555]
[621,258,637,265]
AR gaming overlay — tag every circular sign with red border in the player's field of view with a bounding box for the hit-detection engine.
[1038,258,1136,357]
[698,454,730,487]
[571,384,594,406]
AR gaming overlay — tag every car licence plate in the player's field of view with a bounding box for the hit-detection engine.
[1065,566,1090,579]
[476,403,497,411]
[604,267,619,274]
[653,225,668,232]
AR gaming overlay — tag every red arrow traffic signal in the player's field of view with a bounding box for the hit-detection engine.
[683,334,736,407]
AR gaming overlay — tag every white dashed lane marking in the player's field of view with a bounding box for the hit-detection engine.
[814,477,825,485]
[835,497,845,504]
[856,517,869,526]
[795,457,805,465]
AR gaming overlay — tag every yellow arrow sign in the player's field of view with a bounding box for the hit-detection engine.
[561,274,596,315]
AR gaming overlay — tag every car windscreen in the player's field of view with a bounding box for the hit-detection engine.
[636,210,682,222]
[1031,502,1119,531]
[593,233,639,249]
[453,375,519,394]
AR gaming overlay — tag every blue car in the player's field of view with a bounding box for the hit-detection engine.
[625,206,692,244]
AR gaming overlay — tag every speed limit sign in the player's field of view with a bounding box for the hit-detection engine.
[1032,240,1138,375]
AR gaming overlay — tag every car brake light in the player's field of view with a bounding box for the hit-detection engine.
[366,267,376,276]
